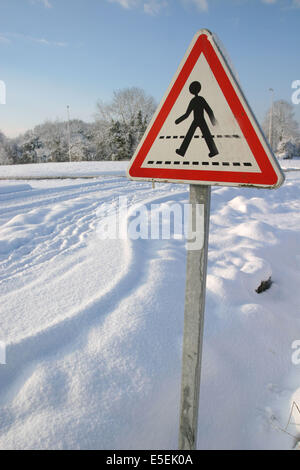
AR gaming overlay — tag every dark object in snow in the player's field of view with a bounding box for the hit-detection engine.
[256,277,273,294]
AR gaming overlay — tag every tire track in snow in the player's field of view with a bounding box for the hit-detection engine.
[0,184,187,411]
[0,178,138,217]
[0,180,170,283]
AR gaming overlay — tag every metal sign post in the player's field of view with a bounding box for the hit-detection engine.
[126,28,285,451]
[178,184,211,450]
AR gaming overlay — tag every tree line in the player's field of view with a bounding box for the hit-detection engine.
[0,87,157,165]
[0,89,300,165]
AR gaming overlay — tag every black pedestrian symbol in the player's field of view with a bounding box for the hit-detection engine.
[175,81,219,158]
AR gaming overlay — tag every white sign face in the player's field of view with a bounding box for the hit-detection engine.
[127,29,284,189]
[141,53,261,173]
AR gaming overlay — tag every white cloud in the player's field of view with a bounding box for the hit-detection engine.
[107,0,209,14]
[108,0,167,14]
[34,37,67,47]
[108,0,139,8]
[143,0,168,15]
[261,0,300,8]
[0,33,67,47]
[40,0,52,7]
[185,0,208,11]
[0,35,11,44]
[106,0,300,14]
[30,0,52,8]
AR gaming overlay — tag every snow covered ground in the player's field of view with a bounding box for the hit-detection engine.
[0,161,128,179]
[278,157,300,171]
[0,162,300,450]
[0,157,298,179]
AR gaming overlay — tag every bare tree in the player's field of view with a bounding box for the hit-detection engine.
[96,87,156,125]
[262,99,299,151]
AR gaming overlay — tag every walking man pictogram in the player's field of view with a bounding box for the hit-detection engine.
[175,81,219,158]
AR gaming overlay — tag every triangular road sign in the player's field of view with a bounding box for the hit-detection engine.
[127,29,284,188]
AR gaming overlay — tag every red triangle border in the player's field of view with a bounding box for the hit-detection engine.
[128,32,281,187]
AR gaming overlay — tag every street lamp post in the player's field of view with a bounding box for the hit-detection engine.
[67,105,71,162]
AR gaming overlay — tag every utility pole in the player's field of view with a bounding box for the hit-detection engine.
[268,88,274,151]
[67,105,71,162]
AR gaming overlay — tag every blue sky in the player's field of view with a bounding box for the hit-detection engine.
[0,0,300,137]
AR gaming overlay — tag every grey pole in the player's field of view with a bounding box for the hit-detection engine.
[67,105,71,162]
[178,184,211,450]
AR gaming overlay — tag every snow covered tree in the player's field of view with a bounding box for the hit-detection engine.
[92,120,110,160]
[14,119,96,163]
[107,120,129,161]
[276,138,298,159]
[3,87,156,164]
[135,110,148,141]
[18,132,42,164]
[0,131,9,164]
[70,135,87,161]
[94,88,155,160]
[96,87,156,126]
[68,120,94,161]
[5,141,20,164]
[262,100,300,151]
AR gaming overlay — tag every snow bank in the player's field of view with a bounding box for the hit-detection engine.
[0,161,128,178]
[0,159,299,180]
[277,157,300,171]
[0,173,300,450]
